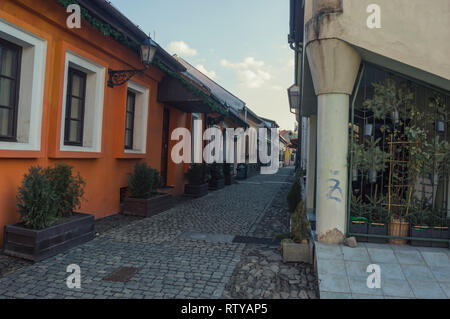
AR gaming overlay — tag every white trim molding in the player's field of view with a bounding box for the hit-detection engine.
[60,51,105,153]
[124,80,149,154]
[0,18,47,151]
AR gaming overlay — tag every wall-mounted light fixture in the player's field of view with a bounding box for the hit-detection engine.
[107,37,158,88]
[287,84,300,115]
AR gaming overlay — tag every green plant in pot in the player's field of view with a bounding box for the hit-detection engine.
[186,163,207,185]
[281,201,312,263]
[223,163,234,185]
[363,78,414,123]
[128,162,161,199]
[185,163,209,197]
[6,164,92,261]
[123,162,173,217]
[17,166,60,230]
[362,137,390,184]
[287,169,303,213]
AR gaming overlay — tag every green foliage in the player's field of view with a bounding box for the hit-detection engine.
[47,163,86,218]
[16,166,59,230]
[363,78,414,120]
[287,170,303,213]
[365,194,389,224]
[350,137,390,173]
[186,164,207,185]
[128,162,161,199]
[291,201,310,243]
[208,162,224,181]
[350,194,369,221]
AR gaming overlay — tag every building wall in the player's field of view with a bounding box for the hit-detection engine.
[0,0,190,244]
[304,0,450,88]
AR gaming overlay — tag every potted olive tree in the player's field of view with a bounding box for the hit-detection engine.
[123,162,173,217]
[281,201,312,264]
[184,164,208,198]
[3,164,93,262]
[208,162,225,190]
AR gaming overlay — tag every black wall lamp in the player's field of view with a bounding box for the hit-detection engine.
[107,37,158,88]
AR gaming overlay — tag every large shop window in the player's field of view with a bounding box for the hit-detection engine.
[0,18,46,152]
[124,81,149,154]
[60,51,105,153]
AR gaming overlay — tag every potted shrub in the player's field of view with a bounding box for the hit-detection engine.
[287,169,303,213]
[184,164,208,198]
[366,194,389,243]
[409,203,434,247]
[208,162,225,190]
[349,194,369,242]
[281,201,312,264]
[236,163,247,180]
[223,163,234,185]
[123,163,173,217]
[3,164,93,262]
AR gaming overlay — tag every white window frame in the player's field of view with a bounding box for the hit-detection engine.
[60,51,105,153]
[124,80,149,154]
[0,18,46,151]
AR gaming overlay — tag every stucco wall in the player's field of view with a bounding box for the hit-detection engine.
[304,0,450,88]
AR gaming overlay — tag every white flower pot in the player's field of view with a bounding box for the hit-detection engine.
[436,120,445,133]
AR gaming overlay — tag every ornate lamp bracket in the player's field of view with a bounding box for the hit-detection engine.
[107,66,148,88]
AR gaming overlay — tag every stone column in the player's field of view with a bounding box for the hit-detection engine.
[306,39,361,244]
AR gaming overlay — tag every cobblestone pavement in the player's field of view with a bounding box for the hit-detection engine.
[0,167,318,299]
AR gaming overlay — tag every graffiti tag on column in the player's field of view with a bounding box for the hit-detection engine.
[326,170,343,203]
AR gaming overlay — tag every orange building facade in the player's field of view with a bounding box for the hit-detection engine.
[0,0,203,244]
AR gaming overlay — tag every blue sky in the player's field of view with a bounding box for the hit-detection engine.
[109,0,296,130]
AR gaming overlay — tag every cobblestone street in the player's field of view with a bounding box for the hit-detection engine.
[0,167,318,299]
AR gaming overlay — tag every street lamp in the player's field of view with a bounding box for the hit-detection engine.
[287,84,300,115]
[107,37,158,88]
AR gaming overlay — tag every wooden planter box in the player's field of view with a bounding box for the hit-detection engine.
[225,175,234,185]
[3,213,94,262]
[184,183,208,198]
[123,193,173,217]
[209,178,225,190]
[368,223,388,244]
[281,241,313,264]
[349,221,368,242]
[410,226,433,247]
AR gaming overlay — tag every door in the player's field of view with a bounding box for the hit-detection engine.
[161,108,170,186]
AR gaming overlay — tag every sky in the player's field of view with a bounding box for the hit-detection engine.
[109,0,297,131]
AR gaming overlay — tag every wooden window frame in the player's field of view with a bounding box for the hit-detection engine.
[124,90,136,150]
[64,67,86,146]
[0,38,22,142]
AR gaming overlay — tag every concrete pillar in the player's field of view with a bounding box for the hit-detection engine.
[306,115,317,210]
[306,39,361,244]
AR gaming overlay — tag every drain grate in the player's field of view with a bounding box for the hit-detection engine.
[232,236,281,246]
[102,267,140,283]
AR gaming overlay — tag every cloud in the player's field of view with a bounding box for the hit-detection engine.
[195,64,217,80]
[167,41,197,57]
[220,57,271,89]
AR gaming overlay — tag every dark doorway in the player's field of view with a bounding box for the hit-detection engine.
[161,108,170,186]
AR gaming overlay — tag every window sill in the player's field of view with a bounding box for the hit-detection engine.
[0,149,43,159]
[48,151,103,159]
[116,151,147,159]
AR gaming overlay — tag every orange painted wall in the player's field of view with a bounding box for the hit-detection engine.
[0,0,190,244]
